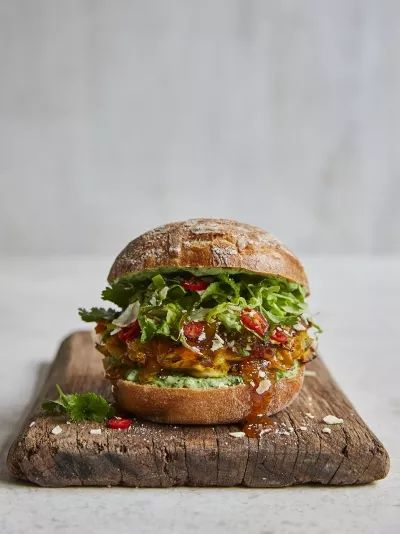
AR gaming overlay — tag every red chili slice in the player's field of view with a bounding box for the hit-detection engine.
[107,417,133,430]
[183,320,206,341]
[240,308,269,337]
[182,277,209,292]
[270,329,288,343]
[117,321,140,342]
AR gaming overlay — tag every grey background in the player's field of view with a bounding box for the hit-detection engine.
[1,0,399,256]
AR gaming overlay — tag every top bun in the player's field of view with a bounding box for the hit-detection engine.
[108,218,308,290]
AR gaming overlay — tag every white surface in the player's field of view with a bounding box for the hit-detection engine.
[0,255,399,533]
[1,1,400,255]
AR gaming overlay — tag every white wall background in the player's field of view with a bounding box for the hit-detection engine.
[0,0,399,256]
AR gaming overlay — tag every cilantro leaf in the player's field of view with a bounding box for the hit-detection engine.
[66,392,114,422]
[102,277,147,308]
[42,385,114,422]
[78,307,119,323]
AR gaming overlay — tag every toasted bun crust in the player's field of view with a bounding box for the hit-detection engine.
[108,218,309,290]
[112,367,304,424]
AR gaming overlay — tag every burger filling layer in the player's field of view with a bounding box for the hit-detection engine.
[80,270,320,388]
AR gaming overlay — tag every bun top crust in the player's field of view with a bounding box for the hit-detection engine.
[108,218,309,290]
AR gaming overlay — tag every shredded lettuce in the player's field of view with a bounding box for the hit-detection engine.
[80,271,310,343]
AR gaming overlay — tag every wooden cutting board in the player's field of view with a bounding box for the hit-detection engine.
[7,331,389,487]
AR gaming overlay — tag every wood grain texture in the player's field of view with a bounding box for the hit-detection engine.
[7,331,389,487]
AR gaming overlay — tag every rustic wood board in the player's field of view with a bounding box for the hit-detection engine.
[7,331,389,487]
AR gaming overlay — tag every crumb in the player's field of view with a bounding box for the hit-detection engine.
[258,370,266,378]
[90,428,102,435]
[323,415,344,425]
[229,431,246,438]
[304,370,317,377]
[66,421,71,425]
[51,425,63,435]
[299,426,307,431]
[322,427,332,434]
[305,412,315,419]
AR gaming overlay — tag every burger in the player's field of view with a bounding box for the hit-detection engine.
[79,219,319,435]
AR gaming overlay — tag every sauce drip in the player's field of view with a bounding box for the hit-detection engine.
[238,356,277,437]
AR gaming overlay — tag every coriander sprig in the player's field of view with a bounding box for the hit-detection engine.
[42,385,114,423]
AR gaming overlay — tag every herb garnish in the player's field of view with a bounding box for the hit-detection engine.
[42,385,114,422]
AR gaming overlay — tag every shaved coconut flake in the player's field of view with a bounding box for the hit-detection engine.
[110,326,122,336]
[322,427,332,434]
[211,333,224,352]
[305,412,315,419]
[229,432,246,438]
[256,378,271,395]
[51,425,63,435]
[90,428,102,435]
[304,370,317,377]
[113,301,140,327]
[293,323,306,331]
[323,415,344,425]
[198,331,206,342]
[299,426,307,431]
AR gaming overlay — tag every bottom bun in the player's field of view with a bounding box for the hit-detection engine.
[112,367,304,425]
